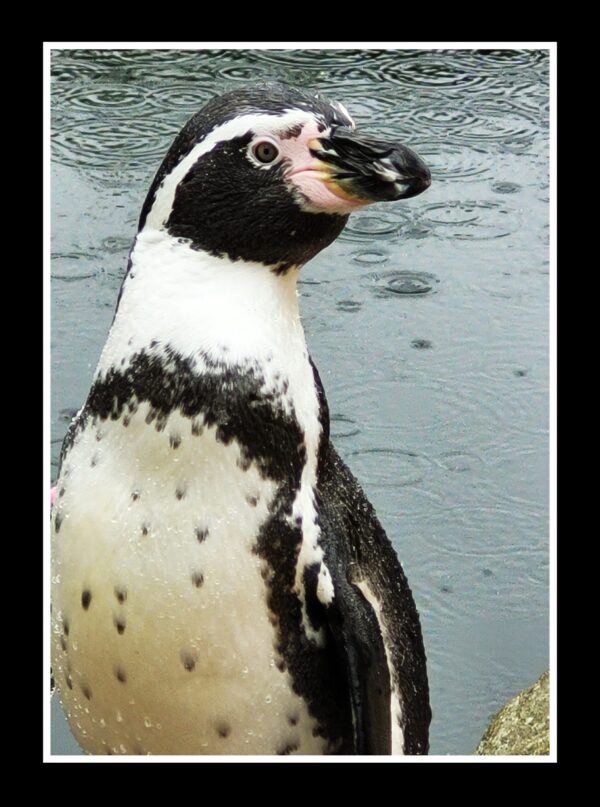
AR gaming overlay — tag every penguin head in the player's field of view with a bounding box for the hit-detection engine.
[140,83,430,274]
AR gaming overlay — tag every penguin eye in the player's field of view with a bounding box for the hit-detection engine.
[252,141,279,164]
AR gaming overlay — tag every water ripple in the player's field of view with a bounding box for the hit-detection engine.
[332,92,405,123]
[330,414,361,439]
[147,83,214,110]
[52,251,98,282]
[336,300,363,313]
[52,270,97,282]
[414,142,494,181]
[51,54,113,82]
[434,451,485,473]
[410,104,478,133]
[458,49,549,72]
[83,49,204,67]
[453,104,539,149]
[343,213,406,241]
[52,118,177,170]
[491,181,521,194]
[510,91,550,124]
[250,49,370,69]
[100,236,132,255]
[367,270,440,297]
[348,447,428,487]
[57,83,151,114]
[418,200,519,240]
[326,64,383,84]
[218,64,272,82]
[352,250,389,266]
[379,55,494,90]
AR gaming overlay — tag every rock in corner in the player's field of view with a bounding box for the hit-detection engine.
[475,671,550,756]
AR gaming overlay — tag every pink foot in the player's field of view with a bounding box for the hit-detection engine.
[50,486,57,507]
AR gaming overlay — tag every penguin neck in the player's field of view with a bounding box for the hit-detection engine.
[97,227,308,377]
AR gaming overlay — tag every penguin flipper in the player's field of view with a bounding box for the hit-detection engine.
[316,440,431,755]
[319,537,392,754]
[316,441,391,754]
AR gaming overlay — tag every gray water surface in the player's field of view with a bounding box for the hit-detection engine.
[50,48,550,756]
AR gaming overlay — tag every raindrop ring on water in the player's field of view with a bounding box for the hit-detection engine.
[368,270,440,297]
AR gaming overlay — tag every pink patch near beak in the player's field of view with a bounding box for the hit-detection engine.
[277,123,367,215]
[287,163,368,214]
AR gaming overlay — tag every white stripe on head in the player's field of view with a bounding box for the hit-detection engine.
[144,109,322,231]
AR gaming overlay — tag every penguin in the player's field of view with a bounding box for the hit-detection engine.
[51,83,432,756]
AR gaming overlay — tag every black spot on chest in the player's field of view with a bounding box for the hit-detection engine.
[114,666,127,683]
[114,586,127,604]
[191,570,204,588]
[195,526,209,543]
[276,740,299,755]
[180,650,197,672]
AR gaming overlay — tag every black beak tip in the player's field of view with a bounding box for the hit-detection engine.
[415,171,431,192]
[414,160,432,187]
[417,170,432,192]
[398,170,431,200]
[394,148,431,199]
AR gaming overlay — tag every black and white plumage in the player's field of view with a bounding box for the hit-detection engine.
[52,83,432,756]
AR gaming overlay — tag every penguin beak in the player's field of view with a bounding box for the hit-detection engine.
[308,127,431,204]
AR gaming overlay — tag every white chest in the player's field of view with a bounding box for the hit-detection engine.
[53,402,327,755]
[51,237,331,755]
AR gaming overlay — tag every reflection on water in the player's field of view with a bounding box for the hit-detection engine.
[50,48,550,756]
